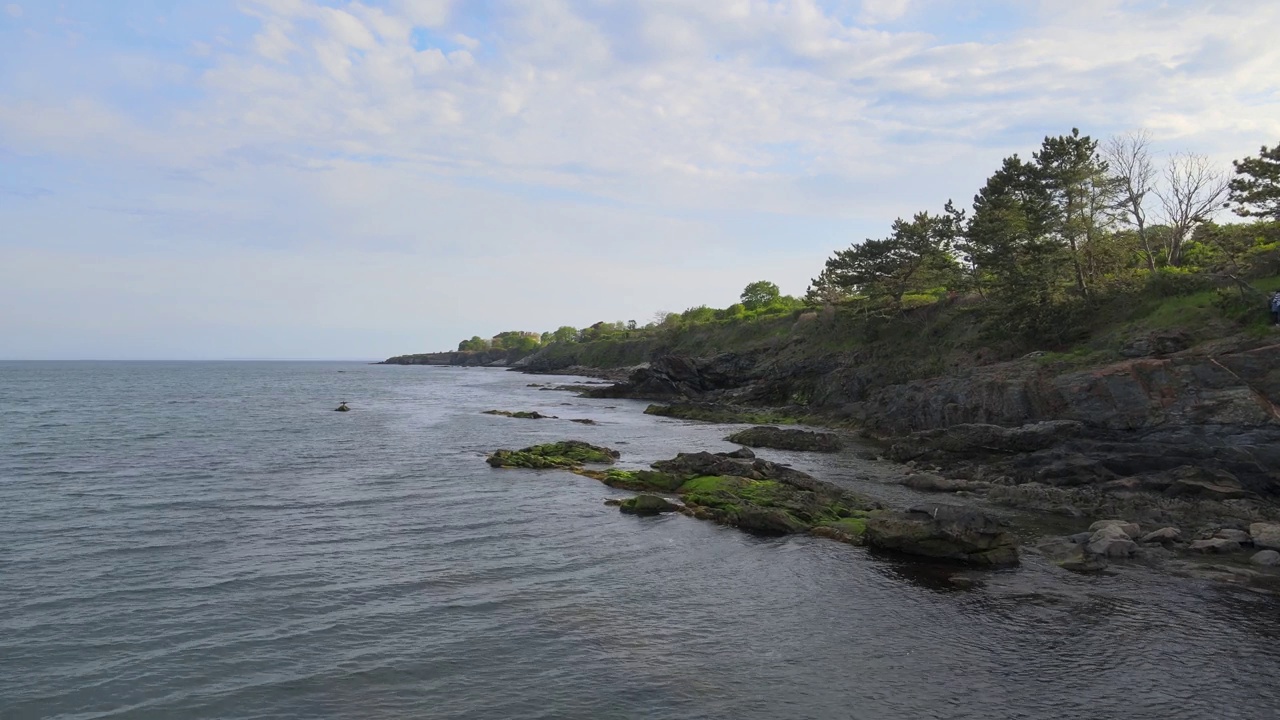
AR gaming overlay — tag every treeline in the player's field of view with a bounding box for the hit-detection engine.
[452,280,806,352]
[805,132,1280,343]
[451,133,1280,354]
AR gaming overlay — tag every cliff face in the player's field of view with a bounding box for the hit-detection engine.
[593,338,1280,496]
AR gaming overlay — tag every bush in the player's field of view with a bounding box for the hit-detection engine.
[1144,267,1214,298]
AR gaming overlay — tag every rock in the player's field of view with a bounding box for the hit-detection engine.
[1067,532,1094,544]
[724,446,756,459]
[888,420,1085,461]
[864,503,1019,567]
[1250,550,1280,566]
[903,473,968,493]
[1038,537,1107,572]
[569,418,598,425]
[487,441,620,469]
[1119,331,1192,358]
[1189,538,1242,554]
[1139,527,1182,544]
[1089,519,1141,539]
[1060,555,1110,572]
[335,402,350,412]
[619,494,678,516]
[1250,522,1280,551]
[603,498,624,506]
[1162,466,1250,500]
[1214,528,1252,545]
[1085,525,1138,558]
[483,410,556,420]
[725,426,842,453]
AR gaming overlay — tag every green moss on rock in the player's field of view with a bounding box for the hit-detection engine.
[486,440,620,469]
[619,494,678,516]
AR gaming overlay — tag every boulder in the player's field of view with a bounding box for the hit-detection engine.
[888,420,1085,461]
[1085,525,1138,558]
[903,473,968,493]
[1250,550,1280,567]
[486,441,620,469]
[1162,466,1250,500]
[724,446,756,459]
[864,503,1019,567]
[1139,527,1182,544]
[1250,523,1280,551]
[619,494,678,516]
[725,426,842,453]
[1038,537,1108,572]
[1089,519,1141,539]
[1189,538,1242,554]
[1214,528,1252,545]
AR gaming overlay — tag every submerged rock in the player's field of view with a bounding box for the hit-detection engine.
[864,503,1019,567]
[483,410,556,420]
[903,473,969,493]
[619,494,678,516]
[1085,525,1138,558]
[725,426,842,453]
[569,418,598,425]
[486,441,620,469]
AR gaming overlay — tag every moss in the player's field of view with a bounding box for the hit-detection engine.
[581,468,685,492]
[486,441,620,469]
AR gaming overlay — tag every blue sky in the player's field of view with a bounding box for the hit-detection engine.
[2,0,1278,359]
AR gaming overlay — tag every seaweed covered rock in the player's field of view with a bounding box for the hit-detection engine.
[643,403,800,425]
[865,503,1019,567]
[483,410,556,419]
[619,494,678,516]
[486,441,620,469]
[725,426,842,453]
[676,475,870,535]
[586,468,686,493]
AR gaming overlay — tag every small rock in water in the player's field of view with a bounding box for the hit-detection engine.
[903,473,967,493]
[1189,538,1242,554]
[1085,525,1138,558]
[1214,528,1252,545]
[1140,527,1182,544]
[1089,519,1141,539]
[1250,550,1280,567]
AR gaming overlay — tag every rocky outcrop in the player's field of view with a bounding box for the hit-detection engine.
[487,441,620,469]
[725,426,842,452]
[483,410,555,419]
[864,503,1019,567]
[619,495,679,516]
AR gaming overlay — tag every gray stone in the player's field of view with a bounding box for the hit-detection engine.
[1086,525,1138,558]
[1214,528,1252,545]
[1250,550,1280,567]
[1139,527,1182,544]
[903,473,967,492]
[1250,523,1280,551]
[1089,519,1141,539]
[1189,538,1242,554]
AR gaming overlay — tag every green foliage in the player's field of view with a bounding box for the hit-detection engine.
[491,331,541,352]
[1228,142,1280,220]
[820,207,964,309]
[740,280,781,310]
[458,335,489,351]
[551,326,579,344]
[681,305,717,323]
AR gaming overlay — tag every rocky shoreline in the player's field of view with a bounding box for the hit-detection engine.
[548,340,1280,589]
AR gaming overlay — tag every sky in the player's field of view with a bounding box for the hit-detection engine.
[2,0,1279,360]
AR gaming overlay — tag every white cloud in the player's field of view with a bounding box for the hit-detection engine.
[4,4,21,18]
[859,0,909,24]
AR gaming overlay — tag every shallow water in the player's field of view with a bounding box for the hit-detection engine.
[2,361,1278,719]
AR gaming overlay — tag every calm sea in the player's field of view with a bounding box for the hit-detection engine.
[2,361,1279,719]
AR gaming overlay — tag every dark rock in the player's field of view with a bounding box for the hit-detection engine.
[903,473,968,493]
[1119,331,1192,358]
[483,410,556,419]
[569,418,598,425]
[487,441,620,469]
[1189,538,1242,554]
[725,426,842,453]
[1214,528,1252,544]
[1250,549,1280,566]
[619,494,678,516]
[723,447,756,459]
[335,402,350,412]
[864,503,1019,567]
[1163,466,1250,500]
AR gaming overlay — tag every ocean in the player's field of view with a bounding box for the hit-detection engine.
[3,361,1279,719]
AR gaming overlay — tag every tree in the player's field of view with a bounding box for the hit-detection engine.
[626,320,637,331]
[819,207,962,310]
[551,326,578,344]
[1156,152,1228,266]
[458,336,488,352]
[1033,128,1120,297]
[805,267,849,306]
[1228,143,1280,221]
[740,281,781,310]
[962,154,1064,305]
[1105,131,1158,270]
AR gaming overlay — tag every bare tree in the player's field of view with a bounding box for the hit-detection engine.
[1155,153,1229,266]
[1105,131,1158,270]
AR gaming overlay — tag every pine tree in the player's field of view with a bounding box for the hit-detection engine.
[1227,143,1280,221]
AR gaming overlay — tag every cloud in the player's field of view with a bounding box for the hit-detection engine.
[2,0,1279,358]
[4,4,20,19]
